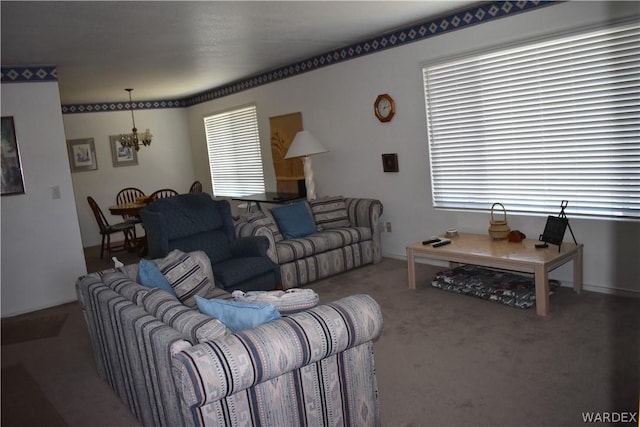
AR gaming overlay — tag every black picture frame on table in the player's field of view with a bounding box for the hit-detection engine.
[1,116,26,196]
[539,200,577,252]
[540,216,568,246]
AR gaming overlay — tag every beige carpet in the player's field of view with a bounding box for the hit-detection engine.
[310,259,640,427]
[1,364,67,427]
[2,313,68,346]
[2,256,638,427]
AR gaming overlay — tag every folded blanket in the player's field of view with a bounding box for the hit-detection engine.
[432,264,560,309]
[232,288,319,314]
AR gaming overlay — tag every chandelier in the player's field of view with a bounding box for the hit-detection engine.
[119,88,152,151]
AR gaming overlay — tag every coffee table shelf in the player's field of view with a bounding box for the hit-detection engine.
[406,233,583,316]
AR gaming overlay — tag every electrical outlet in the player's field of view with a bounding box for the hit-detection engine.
[384,221,392,232]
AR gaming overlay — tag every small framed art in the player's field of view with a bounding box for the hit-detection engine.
[1,116,26,196]
[110,135,138,167]
[381,153,399,172]
[67,137,98,172]
[540,216,568,246]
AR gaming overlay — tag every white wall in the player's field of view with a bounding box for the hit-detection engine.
[1,82,87,316]
[49,1,640,299]
[186,1,640,295]
[62,108,194,247]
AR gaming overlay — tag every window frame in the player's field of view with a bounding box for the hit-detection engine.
[203,104,266,198]
[421,19,640,221]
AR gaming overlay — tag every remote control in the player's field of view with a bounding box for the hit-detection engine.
[422,238,441,245]
[433,240,451,247]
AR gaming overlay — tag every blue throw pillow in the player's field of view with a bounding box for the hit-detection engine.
[137,259,177,297]
[195,296,280,332]
[271,201,316,239]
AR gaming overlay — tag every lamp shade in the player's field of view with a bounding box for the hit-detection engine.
[285,131,328,159]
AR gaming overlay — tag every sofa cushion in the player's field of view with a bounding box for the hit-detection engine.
[195,296,280,332]
[274,234,332,263]
[171,229,232,264]
[141,288,230,343]
[243,211,284,242]
[152,193,226,239]
[271,201,316,239]
[273,227,372,264]
[204,287,234,300]
[317,227,373,250]
[137,259,177,296]
[213,256,278,290]
[309,196,351,231]
[156,249,212,308]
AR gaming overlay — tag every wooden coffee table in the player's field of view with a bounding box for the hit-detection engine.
[406,233,583,316]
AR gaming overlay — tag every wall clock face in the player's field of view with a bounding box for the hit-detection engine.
[374,93,395,122]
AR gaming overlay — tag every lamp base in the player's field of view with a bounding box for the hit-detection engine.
[303,156,317,200]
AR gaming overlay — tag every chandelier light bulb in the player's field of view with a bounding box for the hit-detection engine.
[119,88,152,152]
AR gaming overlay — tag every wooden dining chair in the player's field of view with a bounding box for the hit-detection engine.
[116,187,145,224]
[87,196,137,260]
[150,188,179,201]
[189,181,203,193]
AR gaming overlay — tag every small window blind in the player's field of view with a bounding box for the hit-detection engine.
[204,105,265,197]
[422,21,640,219]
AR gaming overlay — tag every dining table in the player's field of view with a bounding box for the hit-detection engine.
[108,200,150,256]
[108,202,148,217]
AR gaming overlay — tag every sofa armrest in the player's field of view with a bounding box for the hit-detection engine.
[76,274,190,427]
[234,221,278,262]
[139,208,169,259]
[171,294,382,408]
[345,198,383,263]
[345,198,383,231]
[229,235,270,257]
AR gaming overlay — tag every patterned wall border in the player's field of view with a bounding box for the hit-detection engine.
[3,1,557,114]
[60,99,187,114]
[1,66,57,82]
[183,0,556,107]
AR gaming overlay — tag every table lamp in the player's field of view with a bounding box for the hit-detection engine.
[284,130,328,200]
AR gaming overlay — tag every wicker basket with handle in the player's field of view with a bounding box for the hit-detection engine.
[488,202,511,240]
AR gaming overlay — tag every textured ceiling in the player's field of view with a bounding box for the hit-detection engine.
[1,1,478,104]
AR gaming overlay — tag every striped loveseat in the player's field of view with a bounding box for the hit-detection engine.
[235,197,383,289]
[76,261,383,427]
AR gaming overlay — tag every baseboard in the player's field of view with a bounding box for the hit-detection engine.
[1,296,79,318]
[383,252,640,299]
[575,283,640,299]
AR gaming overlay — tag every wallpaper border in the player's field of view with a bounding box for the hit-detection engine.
[0,1,556,114]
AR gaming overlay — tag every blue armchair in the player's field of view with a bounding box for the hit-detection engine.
[139,193,280,292]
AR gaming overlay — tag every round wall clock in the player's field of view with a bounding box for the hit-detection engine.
[374,93,395,122]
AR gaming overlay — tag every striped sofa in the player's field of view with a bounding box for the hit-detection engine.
[235,197,383,289]
[76,263,383,427]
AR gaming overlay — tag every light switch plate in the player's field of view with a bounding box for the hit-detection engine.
[51,185,61,199]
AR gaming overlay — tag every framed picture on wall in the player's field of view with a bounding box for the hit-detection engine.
[109,135,138,167]
[67,137,98,172]
[1,116,26,196]
[381,153,399,172]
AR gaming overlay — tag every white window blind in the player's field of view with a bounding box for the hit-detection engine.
[204,105,265,197]
[423,21,640,219]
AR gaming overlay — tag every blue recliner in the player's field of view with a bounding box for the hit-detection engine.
[139,193,280,292]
